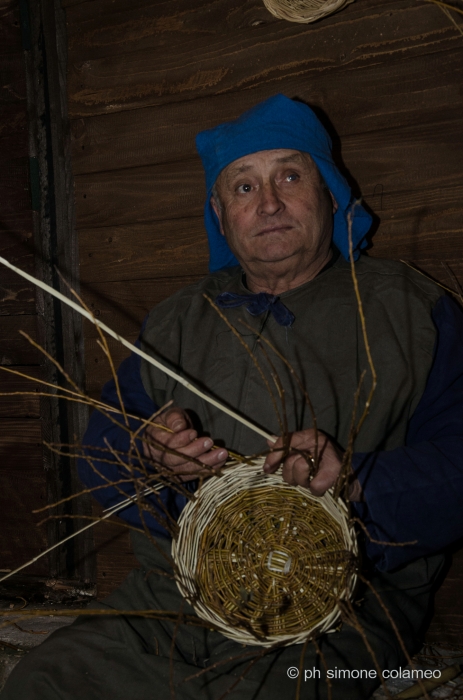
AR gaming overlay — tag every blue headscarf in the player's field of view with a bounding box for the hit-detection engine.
[196,94,372,273]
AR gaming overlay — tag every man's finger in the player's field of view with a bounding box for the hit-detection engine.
[163,407,191,432]
[263,437,286,472]
[165,446,229,480]
[309,461,342,496]
[161,436,215,467]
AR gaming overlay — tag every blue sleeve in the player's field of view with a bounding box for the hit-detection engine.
[352,294,463,571]
[77,330,190,538]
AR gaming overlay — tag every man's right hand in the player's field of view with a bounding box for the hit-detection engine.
[142,407,228,481]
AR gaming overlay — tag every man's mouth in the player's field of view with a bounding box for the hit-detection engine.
[256,225,293,236]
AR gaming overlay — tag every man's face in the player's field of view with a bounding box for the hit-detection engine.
[211,149,337,269]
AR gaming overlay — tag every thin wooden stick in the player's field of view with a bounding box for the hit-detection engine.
[0,483,163,584]
[0,255,272,442]
[421,0,463,17]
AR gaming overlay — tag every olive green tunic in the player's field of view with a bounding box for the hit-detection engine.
[141,255,442,456]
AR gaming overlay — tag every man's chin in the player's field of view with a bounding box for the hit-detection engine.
[248,246,301,265]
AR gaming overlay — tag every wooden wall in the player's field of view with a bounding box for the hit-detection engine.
[0,0,48,576]
[62,0,463,638]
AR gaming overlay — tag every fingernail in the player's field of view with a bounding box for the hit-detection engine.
[189,431,196,441]
[203,438,213,449]
[172,419,184,431]
[217,449,227,459]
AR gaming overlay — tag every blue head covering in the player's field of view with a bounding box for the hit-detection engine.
[196,94,372,272]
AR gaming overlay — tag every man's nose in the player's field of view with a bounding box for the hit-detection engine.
[257,183,284,216]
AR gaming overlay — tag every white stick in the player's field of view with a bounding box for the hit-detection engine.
[0,255,272,441]
[0,485,163,584]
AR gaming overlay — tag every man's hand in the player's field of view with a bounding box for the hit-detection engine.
[263,428,362,501]
[142,407,228,481]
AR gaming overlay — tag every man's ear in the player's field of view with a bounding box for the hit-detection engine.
[211,196,225,236]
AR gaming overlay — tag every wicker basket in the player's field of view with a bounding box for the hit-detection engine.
[172,459,358,647]
[263,0,355,24]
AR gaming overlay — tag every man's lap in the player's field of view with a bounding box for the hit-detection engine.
[0,532,444,700]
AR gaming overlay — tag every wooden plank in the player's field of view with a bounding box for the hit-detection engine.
[0,419,49,576]
[0,102,28,139]
[0,53,26,106]
[79,218,208,284]
[66,0,460,117]
[70,46,463,175]
[84,336,133,397]
[0,366,42,418]
[0,267,36,314]
[65,0,275,62]
[74,114,463,229]
[0,157,32,216]
[0,0,21,55]
[0,315,39,366]
[426,545,463,646]
[0,469,49,577]
[0,225,36,315]
[0,129,28,160]
[341,118,463,200]
[0,418,43,471]
[75,157,203,228]
[91,502,138,599]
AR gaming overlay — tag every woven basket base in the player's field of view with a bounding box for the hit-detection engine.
[263,0,355,24]
[173,460,358,647]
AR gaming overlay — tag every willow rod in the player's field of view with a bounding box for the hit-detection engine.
[0,485,162,584]
[0,255,272,441]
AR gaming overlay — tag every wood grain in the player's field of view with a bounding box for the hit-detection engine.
[0,53,26,106]
[79,218,208,284]
[0,419,49,576]
[426,545,463,646]
[0,157,32,216]
[0,128,28,161]
[75,157,203,228]
[0,0,21,56]
[0,366,42,418]
[84,335,135,397]
[74,118,463,229]
[0,315,39,366]
[0,225,36,315]
[66,0,459,118]
[70,45,463,176]
[0,418,43,470]
[0,102,27,139]
[91,502,138,599]
[65,0,274,61]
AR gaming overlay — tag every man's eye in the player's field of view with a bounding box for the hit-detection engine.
[286,173,299,182]
[237,183,252,194]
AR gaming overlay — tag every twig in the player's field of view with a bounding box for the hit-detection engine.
[0,483,163,584]
[0,254,272,441]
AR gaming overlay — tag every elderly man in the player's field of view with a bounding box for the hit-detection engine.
[2,94,463,700]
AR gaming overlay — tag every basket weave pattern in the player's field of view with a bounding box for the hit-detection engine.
[263,0,355,24]
[173,460,358,647]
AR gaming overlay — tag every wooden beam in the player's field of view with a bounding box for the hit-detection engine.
[23,0,94,581]
[69,45,463,175]
[65,0,459,117]
[79,218,208,284]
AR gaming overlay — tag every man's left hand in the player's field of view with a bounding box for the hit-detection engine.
[263,429,361,500]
